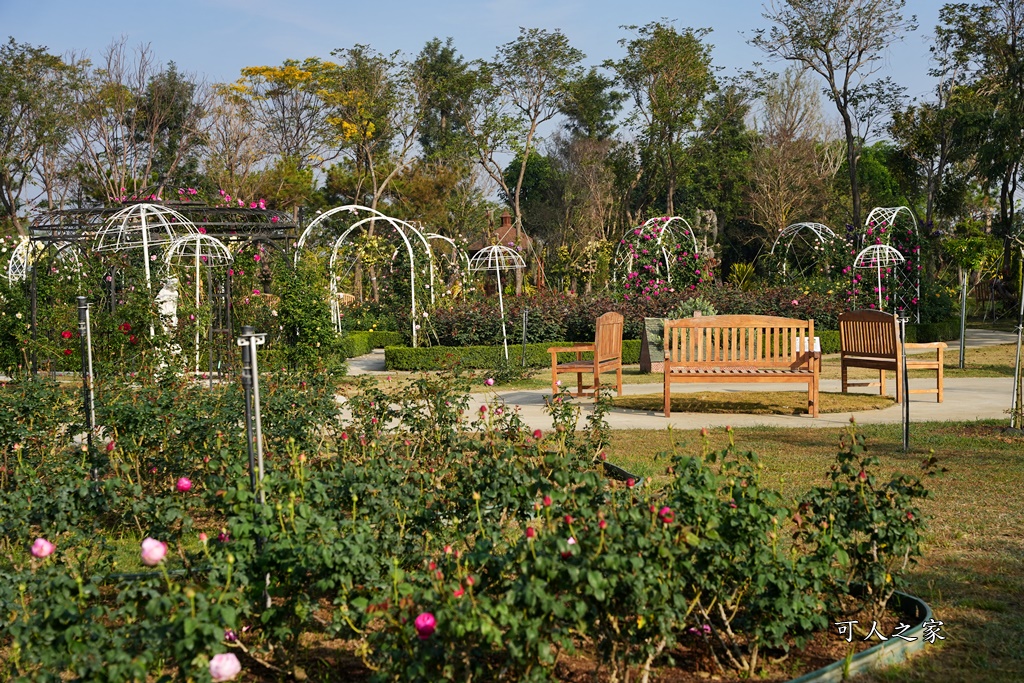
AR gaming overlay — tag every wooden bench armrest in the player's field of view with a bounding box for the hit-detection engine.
[548,344,594,355]
[904,342,948,350]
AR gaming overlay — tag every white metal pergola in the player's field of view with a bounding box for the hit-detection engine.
[295,205,435,347]
[164,234,233,374]
[94,203,199,336]
[769,222,837,278]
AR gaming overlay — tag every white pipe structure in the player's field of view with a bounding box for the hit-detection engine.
[768,222,837,278]
[295,205,436,347]
[7,238,83,285]
[94,203,198,337]
[468,245,526,361]
[863,206,921,322]
[854,245,906,312]
[163,234,233,373]
[613,216,702,285]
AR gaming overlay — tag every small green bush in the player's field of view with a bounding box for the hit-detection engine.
[385,340,642,371]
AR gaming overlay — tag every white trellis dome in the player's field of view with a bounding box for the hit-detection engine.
[6,238,82,285]
[854,244,905,313]
[769,222,837,278]
[468,245,526,361]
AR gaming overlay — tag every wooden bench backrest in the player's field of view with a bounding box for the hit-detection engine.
[664,315,814,367]
[594,311,624,363]
[838,310,898,359]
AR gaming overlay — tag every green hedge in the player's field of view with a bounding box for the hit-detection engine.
[813,320,958,355]
[381,320,958,370]
[385,340,642,371]
[906,319,960,343]
[340,331,407,358]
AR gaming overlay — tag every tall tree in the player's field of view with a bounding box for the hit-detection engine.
[72,39,209,203]
[320,45,421,212]
[932,0,1024,237]
[559,68,625,140]
[413,38,476,163]
[748,67,843,239]
[0,38,81,232]
[229,57,338,170]
[752,0,917,228]
[610,21,716,215]
[488,28,584,242]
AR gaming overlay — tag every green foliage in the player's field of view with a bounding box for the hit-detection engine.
[670,295,717,318]
[0,367,932,680]
[728,262,756,291]
[275,258,344,371]
[340,330,405,358]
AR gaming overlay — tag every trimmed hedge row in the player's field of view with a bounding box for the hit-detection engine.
[815,320,958,355]
[340,331,407,358]
[385,340,642,371]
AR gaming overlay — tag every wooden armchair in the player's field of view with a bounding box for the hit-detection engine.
[839,310,947,403]
[548,312,624,397]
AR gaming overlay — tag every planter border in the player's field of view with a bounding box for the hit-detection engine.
[787,590,933,683]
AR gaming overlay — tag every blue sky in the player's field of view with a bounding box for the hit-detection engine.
[4,0,947,101]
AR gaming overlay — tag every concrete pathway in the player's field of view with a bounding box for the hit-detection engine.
[339,327,1021,430]
[482,376,1015,431]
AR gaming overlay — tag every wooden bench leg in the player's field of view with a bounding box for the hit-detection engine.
[616,366,623,397]
[937,349,944,403]
[880,369,887,399]
[576,372,583,397]
[841,363,848,394]
[664,380,671,417]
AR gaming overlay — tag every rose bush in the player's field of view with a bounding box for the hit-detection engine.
[0,368,930,681]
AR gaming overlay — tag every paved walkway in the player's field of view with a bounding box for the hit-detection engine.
[483,376,1015,430]
[341,328,1021,430]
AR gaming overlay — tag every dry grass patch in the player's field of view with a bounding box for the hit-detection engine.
[602,422,1024,683]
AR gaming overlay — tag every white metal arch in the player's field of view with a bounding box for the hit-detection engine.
[297,205,436,347]
[613,216,702,285]
[864,206,918,243]
[769,222,838,278]
[7,238,83,285]
[862,206,920,321]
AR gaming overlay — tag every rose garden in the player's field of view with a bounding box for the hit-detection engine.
[4,3,1024,681]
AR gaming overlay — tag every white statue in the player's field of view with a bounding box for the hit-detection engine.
[155,276,180,338]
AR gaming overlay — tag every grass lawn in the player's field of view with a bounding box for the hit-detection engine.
[612,390,893,414]
[604,421,1024,683]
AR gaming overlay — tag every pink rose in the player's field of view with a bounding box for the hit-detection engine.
[209,652,241,681]
[31,538,56,558]
[176,477,192,493]
[141,537,167,566]
[414,612,436,639]
[484,377,495,386]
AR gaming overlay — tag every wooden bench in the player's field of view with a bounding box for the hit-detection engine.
[839,310,947,403]
[663,315,819,417]
[548,311,624,397]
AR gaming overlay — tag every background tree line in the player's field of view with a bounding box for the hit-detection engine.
[3,0,1023,286]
